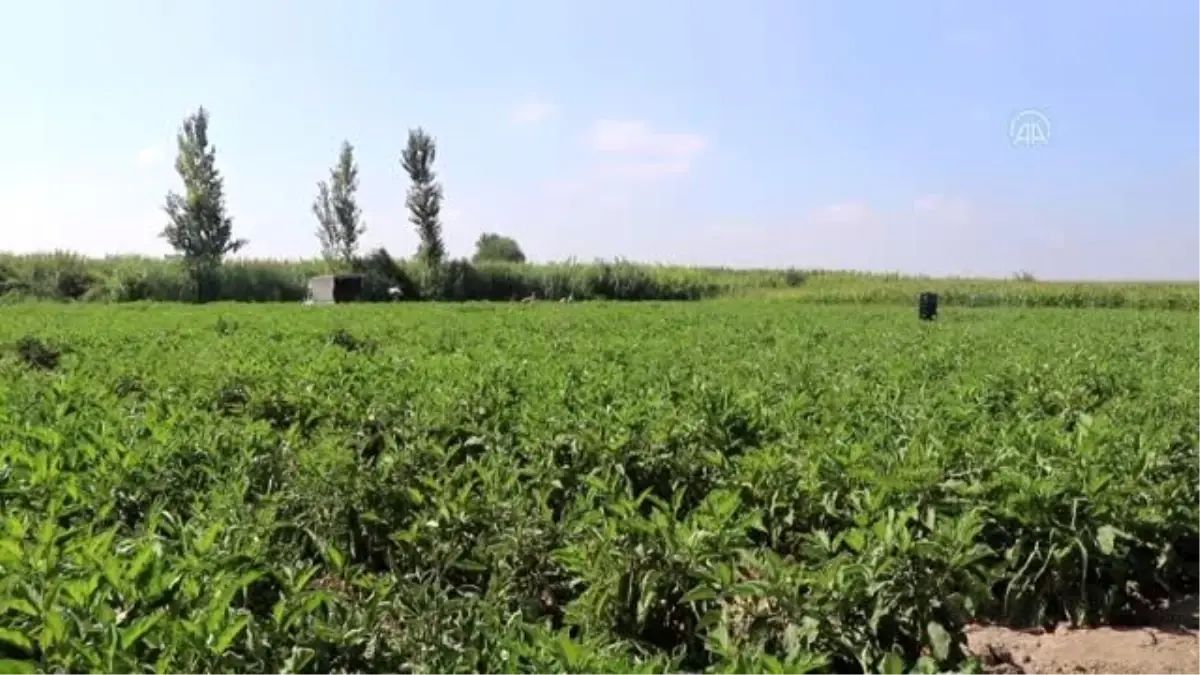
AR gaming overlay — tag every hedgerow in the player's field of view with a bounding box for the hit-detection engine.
[1,251,1196,308]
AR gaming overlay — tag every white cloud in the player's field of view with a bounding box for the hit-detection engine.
[135,146,163,168]
[596,159,693,180]
[510,100,558,124]
[816,201,874,225]
[531,119,711,213]
[912,194,973,222]
[584,120,709,178]
[587,120,708,157]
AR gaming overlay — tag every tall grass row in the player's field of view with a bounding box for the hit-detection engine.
[1,251,1195,309]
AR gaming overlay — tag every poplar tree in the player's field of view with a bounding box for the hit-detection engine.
[400,128,445,267]
[314,141,365,266]
[161,106,245,300]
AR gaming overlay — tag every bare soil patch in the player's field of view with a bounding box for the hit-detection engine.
[966,597,1199,674]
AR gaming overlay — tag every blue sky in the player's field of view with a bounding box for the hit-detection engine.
[1,0,1196,279]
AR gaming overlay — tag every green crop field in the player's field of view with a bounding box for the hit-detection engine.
[1,300,1197,673]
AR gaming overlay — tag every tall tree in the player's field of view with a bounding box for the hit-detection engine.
[313,141,365,266]
[400,128,445,267]
[161,106,245,299]
[472,233,526,264]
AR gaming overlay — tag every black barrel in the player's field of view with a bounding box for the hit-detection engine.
[918,292,938,321]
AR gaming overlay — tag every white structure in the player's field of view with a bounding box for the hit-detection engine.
[306,275,337,304]
[305,274,363,304]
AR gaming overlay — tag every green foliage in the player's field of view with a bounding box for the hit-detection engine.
[313,141,365,267]
[351,247,419,302]
[0,252,1197,308]
[400,128,445,269]
[326,327,375,354]
[0,301,1195,673]
[160,107,246,296]
[0,252,95,301]
[10,335,61,371]
[473,233,527,264]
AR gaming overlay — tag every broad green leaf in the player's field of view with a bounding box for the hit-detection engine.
[1096,525,1121,555]
[0,629,32,656]
[121,610,165,649]
[210,615,250,655]
[0,659,36,675]
[926,621,952,662]
[880,651,906,674]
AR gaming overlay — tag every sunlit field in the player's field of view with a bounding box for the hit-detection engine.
[1,301,1196,672]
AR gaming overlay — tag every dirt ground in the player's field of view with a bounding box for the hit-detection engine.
[965,597,1199,674]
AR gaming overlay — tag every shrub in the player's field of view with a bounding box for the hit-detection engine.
[14,335,61,370]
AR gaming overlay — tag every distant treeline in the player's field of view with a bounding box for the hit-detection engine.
[1,251,1196,310]
[0,250,802,303]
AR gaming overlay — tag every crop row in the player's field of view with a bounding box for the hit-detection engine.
[1,302,1196,673]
